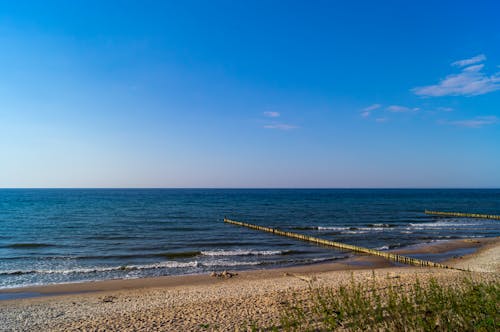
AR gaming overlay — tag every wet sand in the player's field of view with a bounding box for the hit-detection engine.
[0,237,498,331]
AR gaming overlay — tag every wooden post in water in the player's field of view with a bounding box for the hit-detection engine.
[425,210,500,220]
[224,218,466,270]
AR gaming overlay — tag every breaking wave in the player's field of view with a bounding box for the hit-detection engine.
[200,249,287,256]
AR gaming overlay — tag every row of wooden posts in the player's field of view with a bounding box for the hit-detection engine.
[224,218,465,271]
[425,210,500,220]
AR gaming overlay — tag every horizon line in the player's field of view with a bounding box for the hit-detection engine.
[1,187,499,190]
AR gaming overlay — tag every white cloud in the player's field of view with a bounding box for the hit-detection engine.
[452,54,486,67]
[387,105,419,112]
[363,104,381,112]
[263,123,298,130]
[413,55,500,97]
[463,64,484,72]
[360,104,381,117]
[448,116,497,128]
[263,111,280,118]
[375,117,388,123]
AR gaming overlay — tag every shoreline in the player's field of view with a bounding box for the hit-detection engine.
[1,236,498,331]
[1,236,495,301]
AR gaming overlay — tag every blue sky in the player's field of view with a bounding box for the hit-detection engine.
[1,1,499,188]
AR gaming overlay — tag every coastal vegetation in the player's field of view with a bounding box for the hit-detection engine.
[271,275,499,331]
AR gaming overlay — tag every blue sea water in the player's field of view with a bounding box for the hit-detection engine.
[0,189,499,289]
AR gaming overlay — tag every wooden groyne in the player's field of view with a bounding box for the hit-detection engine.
[224,218,464,270]
[425,210,500,220]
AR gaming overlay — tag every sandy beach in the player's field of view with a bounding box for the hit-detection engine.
[1,237,498,331]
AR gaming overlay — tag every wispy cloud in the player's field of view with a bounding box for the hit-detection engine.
[452,54,486,67]
[364,104,381,112]
[360,104,417,122]
[462,64,484,72]
[263,111,280,118]
[446,116,497,128]
[263,124,298,130]
[413,54,500,97]
[387,105,419,112]
[360,104,381,117]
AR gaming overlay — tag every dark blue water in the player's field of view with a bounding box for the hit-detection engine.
[0,189,498,289]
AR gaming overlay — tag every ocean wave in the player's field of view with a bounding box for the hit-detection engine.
[415,235,482,241]
[310,256,349,263]
[201,260,262,267]
[71,252,202,260]
[0,252,202,261]
[0,250,289,262]
[0,255,352,282]
[200,249,286,256]
[408,221,478,230]
[0,261,202,276]
[366,223,395,228]
[80,251,204,260]
[291,226,349,231]
[252,255,349,266]
[0,254,347,277]
[342,230,368,234]
[317,226,350,231]
[357,227,388,231]
[304,226,394,232]
[161,251,202,259]
[0,266,122,276]
[375,243,403,250]
[410,221,477,228]
[0,258,271,276]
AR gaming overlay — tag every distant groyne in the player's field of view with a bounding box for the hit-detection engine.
[425,210,500,220]
[224,218,465,270]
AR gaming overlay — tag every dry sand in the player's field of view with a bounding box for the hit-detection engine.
[0,237,498,331]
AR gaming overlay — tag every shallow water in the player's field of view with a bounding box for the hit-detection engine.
[0,189,498,288]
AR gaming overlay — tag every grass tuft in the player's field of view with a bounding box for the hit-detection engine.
[273,275,499,331]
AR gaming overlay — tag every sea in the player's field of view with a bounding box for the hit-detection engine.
[0,189,498,289]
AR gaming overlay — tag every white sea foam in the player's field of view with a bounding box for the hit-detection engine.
[133,261,200,269]
[0,258,269,276]
[343,230,368,234]
[317,226,349,231]
[0,261,201,276]
[311,256,347,263]
[358,227,387,231]
[316,226,391,232]
[409,221,477,229]
[201,249,283,256]
[201,260,262,267]
[369,223,392,228]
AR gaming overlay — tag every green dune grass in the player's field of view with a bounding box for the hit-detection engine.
[262,275,498,331]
